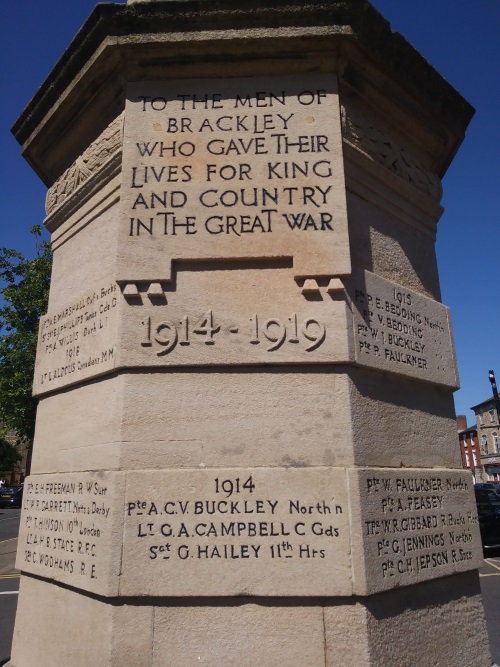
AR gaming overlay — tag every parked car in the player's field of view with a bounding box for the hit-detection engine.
[486,481,500,492]
[474,487,500,551]
[474,483,500,497]
[0,485,23,508]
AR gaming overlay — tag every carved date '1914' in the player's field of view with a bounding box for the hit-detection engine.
[140,311,326,354]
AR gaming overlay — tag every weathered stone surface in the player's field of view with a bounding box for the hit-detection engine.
[119,467,481,597]
[152,603,326,666]
[33,282,119,395]
[118,265,351,370]
[33,266,460,396]
[9,572,489,667]
[16,472,124,596]
[9,577,114,667]
[348,368,461,470]
[9,0,488,665]
[346,270,459,388]
[119,74,349,283]
[45,114,123,216]
[46,187,121,306]
[16,467,481,599]
[9,576,155,667]
[349,468,483,595]
[31,375,124,474]
[120,467,351,596]
[341,104,442,201]
[324,572,490,667]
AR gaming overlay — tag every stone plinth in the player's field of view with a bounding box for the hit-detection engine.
[9,1,490,666]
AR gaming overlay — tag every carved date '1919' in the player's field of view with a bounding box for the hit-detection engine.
[140,311,326,354]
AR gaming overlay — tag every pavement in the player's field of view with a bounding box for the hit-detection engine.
[0,509,21,667]
[480,552,500,667]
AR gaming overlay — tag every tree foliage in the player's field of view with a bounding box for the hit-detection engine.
[0,226,52,448]
[0,435,21,478]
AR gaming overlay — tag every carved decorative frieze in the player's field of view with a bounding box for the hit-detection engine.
[341,105,442,201]
[45,113,124,215]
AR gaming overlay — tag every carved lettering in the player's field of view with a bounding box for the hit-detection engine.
[18,473,121,595]
[138,311,326,356]
[120,469,352,597]
[359,470,482,592]
[349,271,458,388]
[119,75,351,281]
[34,283,119,396]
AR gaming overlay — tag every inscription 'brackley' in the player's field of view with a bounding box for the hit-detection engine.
[118,74,350,283]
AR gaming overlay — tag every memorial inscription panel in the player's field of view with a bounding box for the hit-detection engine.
[32,268,460,391]
[119,74,350,282]
[120,468,352,597]
[16,468,480,597]
[16,472,124,595]
[119,270,351,368]
[350,468,483,594]
[347,270,459,388]
[33,283,119,396]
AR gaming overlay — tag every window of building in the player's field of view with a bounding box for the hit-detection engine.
[472,451,478,467]
[479,409,484,425]
[482,435,488,454]
[489,407,495,423]
[494,432,499,453]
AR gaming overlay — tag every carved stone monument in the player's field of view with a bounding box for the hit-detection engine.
[9,1,490,665]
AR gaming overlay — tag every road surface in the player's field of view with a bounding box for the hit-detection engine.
[0,508,20,667]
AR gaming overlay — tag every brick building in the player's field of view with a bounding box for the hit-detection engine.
[456,415,480,482]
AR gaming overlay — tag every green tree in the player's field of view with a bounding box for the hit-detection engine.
[0,435,21,479]
[0,226,52,462]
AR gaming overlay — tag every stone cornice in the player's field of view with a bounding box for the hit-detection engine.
[12,0,474,186]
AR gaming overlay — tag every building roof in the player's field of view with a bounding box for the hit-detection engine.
[458,426,477,436]
[471,396,496,411]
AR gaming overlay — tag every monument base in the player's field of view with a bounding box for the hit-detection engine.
[8,2,489,666]
[9,572,489,667]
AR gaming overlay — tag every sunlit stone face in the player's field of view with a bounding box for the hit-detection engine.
[9,1,488,665]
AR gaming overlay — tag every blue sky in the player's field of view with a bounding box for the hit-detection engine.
[0,1,498,423]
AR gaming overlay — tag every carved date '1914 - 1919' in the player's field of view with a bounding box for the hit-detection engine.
[140,311,326,355]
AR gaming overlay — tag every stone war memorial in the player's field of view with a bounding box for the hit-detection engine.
[8,1,491,665]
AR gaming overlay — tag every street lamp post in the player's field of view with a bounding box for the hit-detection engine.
[488,370,500,422]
